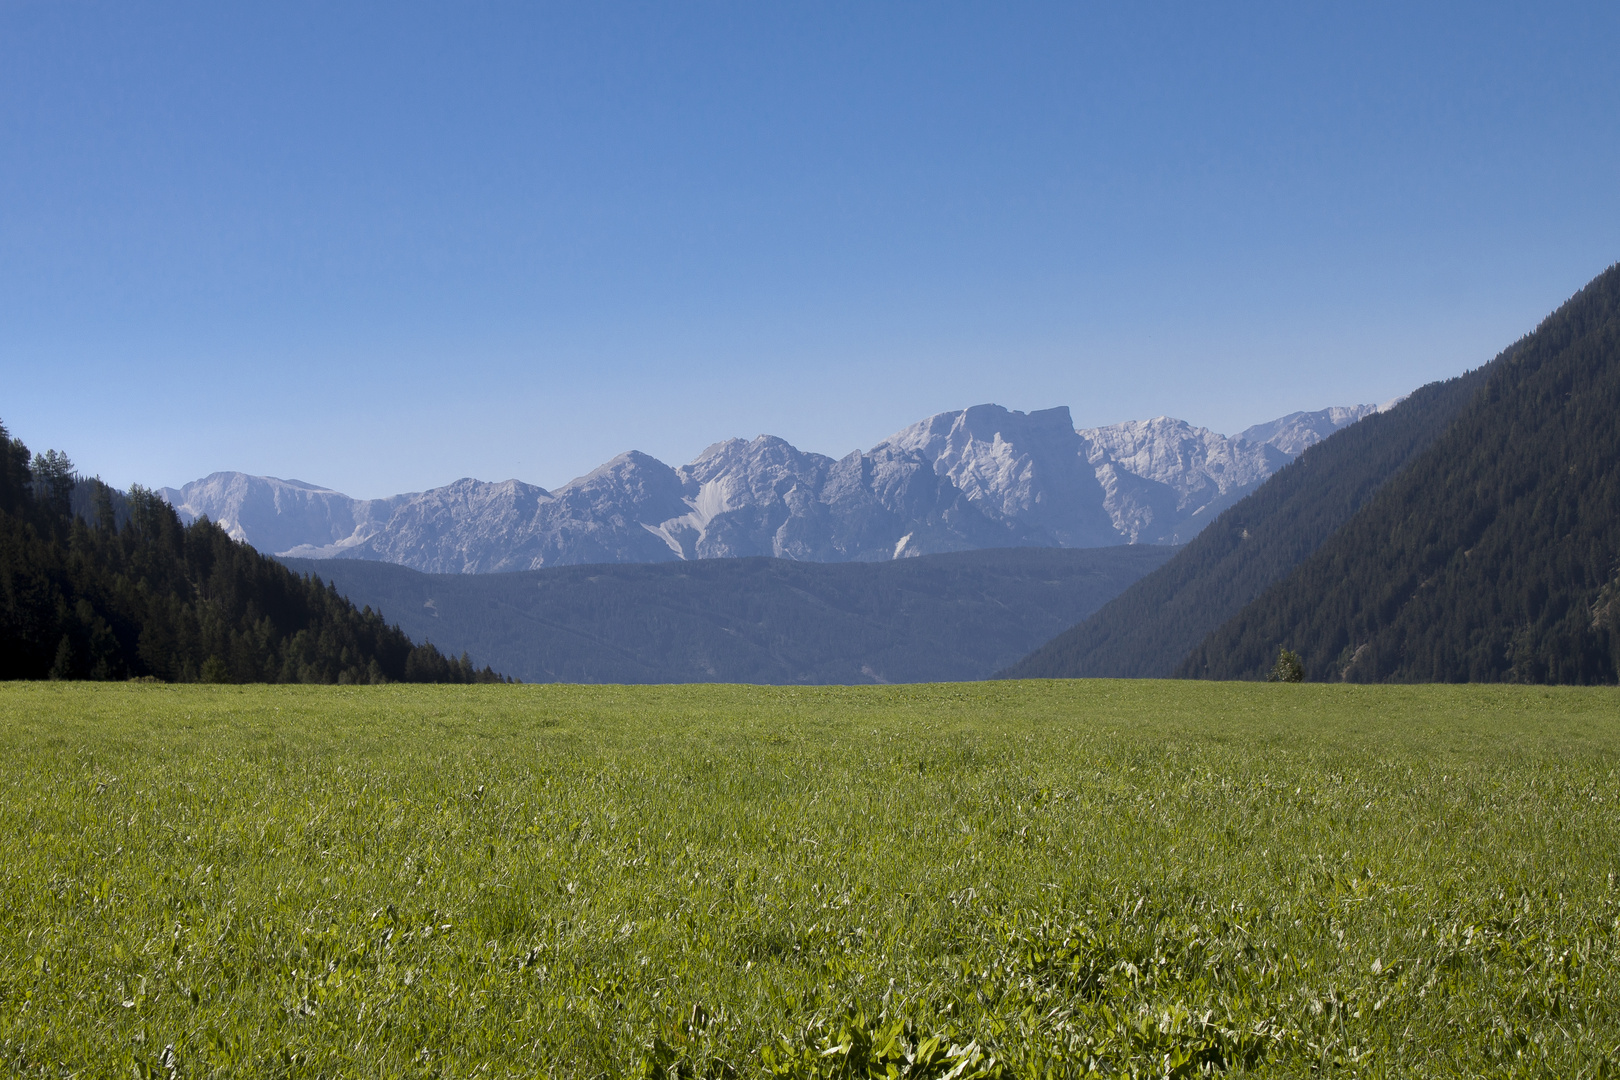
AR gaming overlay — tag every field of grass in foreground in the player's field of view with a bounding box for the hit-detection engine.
[1,681,1617,1078]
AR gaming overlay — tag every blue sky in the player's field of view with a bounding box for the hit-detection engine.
[3,2,1617,497]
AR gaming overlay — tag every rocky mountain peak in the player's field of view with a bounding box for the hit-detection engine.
[1238,405,1382,456]
[881,404,1117,548]
[163,399,1384,571]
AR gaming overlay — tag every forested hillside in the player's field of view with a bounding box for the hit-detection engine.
[999,367,1490,678]
[0,422,503,683]
[1181,264,1620,683]
[283,545,1173,684]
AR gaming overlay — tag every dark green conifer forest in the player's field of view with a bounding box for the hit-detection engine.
[999,363,1494,679]
[1181,263,1620,683]
[0,422,506,684]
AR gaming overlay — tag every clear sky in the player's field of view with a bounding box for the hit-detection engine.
[2,2,1617,498]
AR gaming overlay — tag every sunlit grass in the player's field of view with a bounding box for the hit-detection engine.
[1,680,1617,1077]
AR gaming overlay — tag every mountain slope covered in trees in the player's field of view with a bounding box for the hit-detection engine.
[1180,264,1620,683]
[998,367,1491,678]
[281,545,1174,684]
[0,423,503,683]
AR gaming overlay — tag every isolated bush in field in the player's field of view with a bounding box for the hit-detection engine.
[1268,648,1304,682]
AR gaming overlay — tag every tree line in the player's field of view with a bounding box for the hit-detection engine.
[0,421,509,684]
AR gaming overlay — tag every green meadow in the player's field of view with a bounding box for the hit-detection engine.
[1,681,1617,1078]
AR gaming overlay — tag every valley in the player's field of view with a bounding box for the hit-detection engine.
[280,544,1175,684]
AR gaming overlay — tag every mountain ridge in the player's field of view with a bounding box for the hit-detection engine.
[1178,263,1620,683]
[280,545,1177,684]
[998,376,1487,679]
[165,402,1380,574]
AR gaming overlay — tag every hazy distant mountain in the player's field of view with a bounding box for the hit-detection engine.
[1081,416,1289,545]
[881,405,1118,549]
[164,402,1380,573]
[281,545,1177,684]
[158,473,410,559]
[1237,405,1384,456]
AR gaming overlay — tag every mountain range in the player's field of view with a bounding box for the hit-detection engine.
[162,404,1379,573]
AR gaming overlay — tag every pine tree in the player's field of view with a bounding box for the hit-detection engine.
[30,450,75,518]
[1267,648,1304,683]
[49,636,75,681]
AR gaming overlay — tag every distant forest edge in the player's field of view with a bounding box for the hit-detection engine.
[1007,262,1620,686]
[0,423,507,684]
[280,545,1175,685]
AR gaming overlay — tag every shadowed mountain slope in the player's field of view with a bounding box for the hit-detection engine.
[1180,263,1620,684]
[282,545,1174,685]
[999,371,1492,679]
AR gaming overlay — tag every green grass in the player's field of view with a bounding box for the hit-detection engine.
[1,681,1617,1078]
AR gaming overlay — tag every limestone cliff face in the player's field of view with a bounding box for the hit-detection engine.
[881,405,1119,549]
[163,401,1379,572]
[1237,405,1383,456]
[1078,417,1289,545]
[159,474,410,558]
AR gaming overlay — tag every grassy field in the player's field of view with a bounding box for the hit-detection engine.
[1,681,1616,1078]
